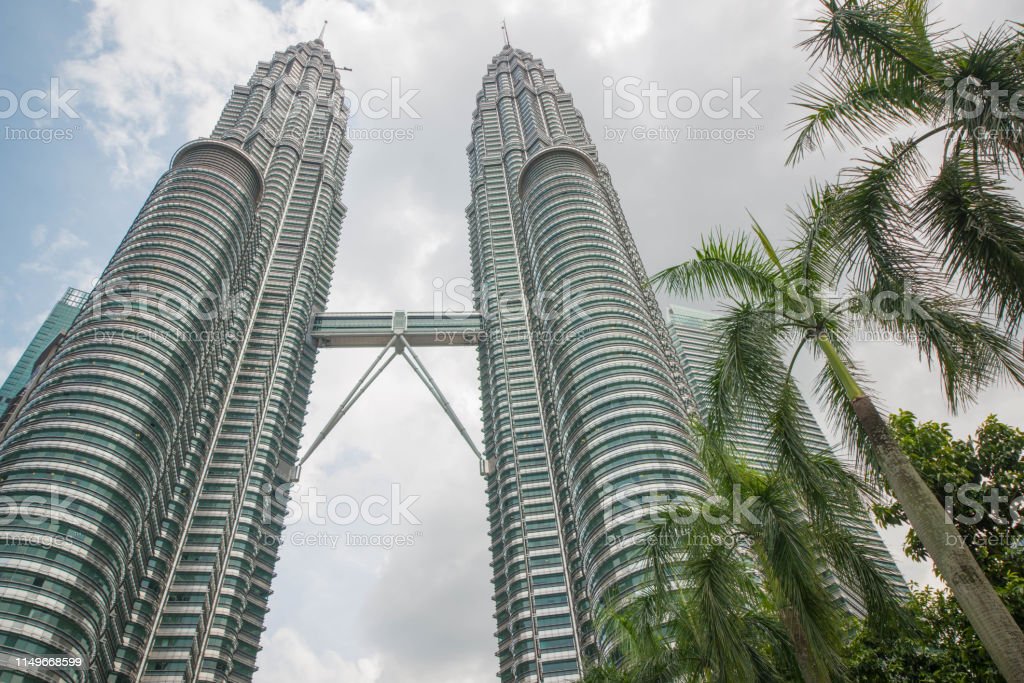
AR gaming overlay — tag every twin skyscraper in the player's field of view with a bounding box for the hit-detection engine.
[0,36,898,683]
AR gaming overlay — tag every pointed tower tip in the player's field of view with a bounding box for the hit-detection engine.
[317,20,327,43]
[501,19,510,47]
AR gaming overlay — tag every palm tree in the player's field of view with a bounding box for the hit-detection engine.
[582,420,904,683]
[651,188,1024,680]
[787,0,1024,331]
[582,583,790,683]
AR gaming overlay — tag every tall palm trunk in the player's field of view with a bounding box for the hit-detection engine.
[779,606,829,683]
[818,336,1024,682]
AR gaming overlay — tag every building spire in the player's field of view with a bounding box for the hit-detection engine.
[501,19,510,47]
[318,20,327,42]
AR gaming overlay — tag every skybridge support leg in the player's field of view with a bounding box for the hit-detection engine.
[296,332,495,479]
[295,336,399,478]
[398,336,492,475]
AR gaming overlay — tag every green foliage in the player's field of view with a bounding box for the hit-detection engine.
[844,571,1024,681]
[650,191,1024,470]
[789,0,1024,331]
[643,158,1023,678]
[843,412,1024,679]
[873,411,1024,586]
[635,5,1024,676]
[581,421,904,682]
[843,585,1008,682]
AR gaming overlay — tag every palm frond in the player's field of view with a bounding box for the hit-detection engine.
[640,498,767,681]
[832,140,932,290]
[748,477,846,680]
[687,418,752,489]
[769,378,872,512]
[799,0,941,80]
[591,590,688,683]
[856,286,1024,411]
[703,302,792,429]
[763,369,907,634]
[684,541,763,682]
[787,69,939,163]
[811,514,911,631]
[782,182,853,291]
[650,230,781,303]
[940,25,1024,172]
[916,151,1024,329]
[812,338,878,470]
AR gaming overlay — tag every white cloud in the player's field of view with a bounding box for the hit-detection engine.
[50,228,88,252]
[574,0,652,55]
[18,227,100,291]
[259,628,382,683]
[62,0,290,183]
[30,225,48,247]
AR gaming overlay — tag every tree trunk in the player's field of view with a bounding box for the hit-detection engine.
[851,395,1024,683]
[813,334,1024,681]
[780,606,829,683]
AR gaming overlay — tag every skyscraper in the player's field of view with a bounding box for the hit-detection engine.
[467,44,705,681]
[0,287,87,423]
[0,37,350,682]
[665,307,907,611]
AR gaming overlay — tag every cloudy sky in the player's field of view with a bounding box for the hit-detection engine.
[0,1,1021,681]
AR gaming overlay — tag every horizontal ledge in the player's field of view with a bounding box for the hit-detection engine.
[312,311,484,347]
[169,138,265,206]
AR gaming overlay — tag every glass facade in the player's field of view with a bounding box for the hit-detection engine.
[0,38,351,682]
[467,46,703,681]
[0,287,88,419]
[665,307,907,611]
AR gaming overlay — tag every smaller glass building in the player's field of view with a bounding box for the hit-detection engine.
[0,287,88,418]
[666,305,907,611]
